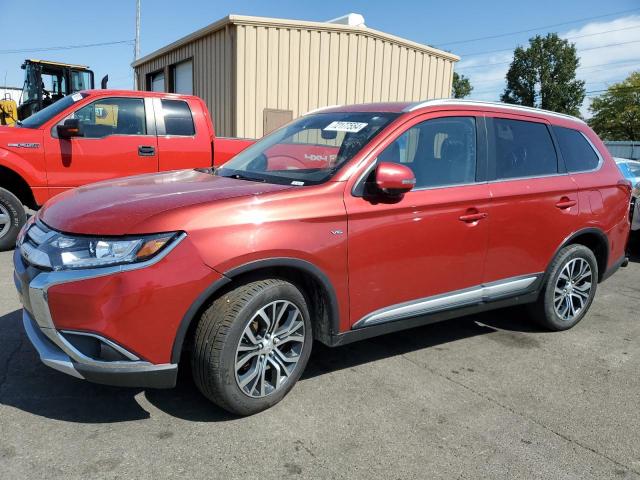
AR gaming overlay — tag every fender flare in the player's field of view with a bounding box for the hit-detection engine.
[543,227,609,285]
[170,257,340,364]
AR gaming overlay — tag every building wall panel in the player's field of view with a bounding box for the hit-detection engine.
[134,17,458,139]
[134,27,234,136]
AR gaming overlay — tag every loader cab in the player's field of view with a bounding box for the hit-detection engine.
[18,59,95,121]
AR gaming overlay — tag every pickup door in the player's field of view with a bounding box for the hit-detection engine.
[44,96,160,198]
[153,97,212,171]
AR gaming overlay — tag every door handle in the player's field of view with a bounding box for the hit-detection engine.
[459,212,488,222]
[138,145,155,156]
[555,198,577,209]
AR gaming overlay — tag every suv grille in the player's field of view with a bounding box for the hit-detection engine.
[20,222,54,269]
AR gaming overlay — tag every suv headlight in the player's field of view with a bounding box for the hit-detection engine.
[24,228,182,270]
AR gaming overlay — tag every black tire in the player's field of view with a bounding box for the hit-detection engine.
[0,188,26,252]
[191,278,313,416]
[529,244,598,331]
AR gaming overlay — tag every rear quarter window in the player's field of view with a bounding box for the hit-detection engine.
[553,126,601,172]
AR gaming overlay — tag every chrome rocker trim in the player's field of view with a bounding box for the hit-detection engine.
[353,274,541,329]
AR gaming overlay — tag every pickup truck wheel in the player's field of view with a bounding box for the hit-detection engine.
[529,244,598,331]
[191,279,312,416]
[0,188,26,251]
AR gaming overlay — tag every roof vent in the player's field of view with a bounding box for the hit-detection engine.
[326,13,366,27]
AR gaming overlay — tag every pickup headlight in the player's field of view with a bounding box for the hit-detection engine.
[21,224,182,271]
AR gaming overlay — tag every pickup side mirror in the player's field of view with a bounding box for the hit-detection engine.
[57,118,82,139]
[375,162,416,195]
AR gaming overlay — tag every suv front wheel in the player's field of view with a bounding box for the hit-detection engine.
[530,244,598,330]
[191,278,313,415]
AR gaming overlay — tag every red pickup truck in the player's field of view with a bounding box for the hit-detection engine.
[0,90,252,250]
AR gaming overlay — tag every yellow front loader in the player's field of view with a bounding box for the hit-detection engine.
[0,94,18,126]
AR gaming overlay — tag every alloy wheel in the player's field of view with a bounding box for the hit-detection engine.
[235,300,305,398]
[0,204,11,240]
[553,258,593,322]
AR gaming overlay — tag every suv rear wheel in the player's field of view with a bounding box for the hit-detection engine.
[191,279,313,415]
[0,188,26,251]
[530,244,598,330]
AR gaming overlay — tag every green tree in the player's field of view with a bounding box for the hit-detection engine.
[452,72,473,98]
[501,33,585,116]
[588,71,640,140]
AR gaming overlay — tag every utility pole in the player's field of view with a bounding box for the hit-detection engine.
[133,0,141,89]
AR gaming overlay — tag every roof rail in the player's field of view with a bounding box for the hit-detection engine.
[403,99,585,123]
[303,104,343,115]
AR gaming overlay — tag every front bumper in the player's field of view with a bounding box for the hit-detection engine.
[22,309,177,388]
[13,244,179,389]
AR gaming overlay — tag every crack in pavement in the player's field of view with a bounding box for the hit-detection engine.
[399,353,640,477]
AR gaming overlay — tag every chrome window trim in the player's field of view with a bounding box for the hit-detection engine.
[487,172,570,183]
[353,274,541,329]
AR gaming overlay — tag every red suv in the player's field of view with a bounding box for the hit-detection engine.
[13,100,631,415]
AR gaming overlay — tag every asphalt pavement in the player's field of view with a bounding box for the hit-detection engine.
[0,243,639,479]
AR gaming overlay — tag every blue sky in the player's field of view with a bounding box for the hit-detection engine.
[2,0,639,117]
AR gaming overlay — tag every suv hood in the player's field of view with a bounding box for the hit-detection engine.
[40,170,293,235]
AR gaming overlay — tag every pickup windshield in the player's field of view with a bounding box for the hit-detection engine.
[19,93,89,129]
[217,112,398,185]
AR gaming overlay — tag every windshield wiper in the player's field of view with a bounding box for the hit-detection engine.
[223,173,266,183]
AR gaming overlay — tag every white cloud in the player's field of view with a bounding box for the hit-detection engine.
[454,14,640,116]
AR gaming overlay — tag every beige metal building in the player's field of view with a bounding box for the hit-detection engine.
[132,14,459,138]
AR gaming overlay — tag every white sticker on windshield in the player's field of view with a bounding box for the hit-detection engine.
[291,181,305,186]
[324,121,368,133]
[71,93,83,102]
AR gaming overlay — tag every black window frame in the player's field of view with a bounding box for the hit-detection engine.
[169,58,194,95]
[147,69,166,92]
[486,116,561,181]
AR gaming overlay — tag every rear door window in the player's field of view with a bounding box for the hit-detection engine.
[553,126,600,172]
[161,99,195,136]
[491,118,558,179]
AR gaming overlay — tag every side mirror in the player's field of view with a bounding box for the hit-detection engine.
[375,162,416,195]
[57,118,82,139]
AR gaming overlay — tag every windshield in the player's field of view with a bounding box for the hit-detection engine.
[19,92,88,129]
[217,112,399,185]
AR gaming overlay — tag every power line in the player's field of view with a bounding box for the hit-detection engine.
[467,59,640,86]
[471,81,640,97]
[459,24,640,57]
[0,39,135,55]
[458,39,640,70]
[434,8,640,47]
[585,86,640,94]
